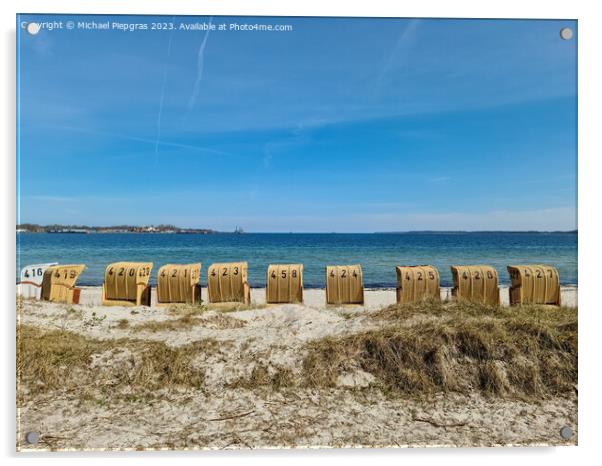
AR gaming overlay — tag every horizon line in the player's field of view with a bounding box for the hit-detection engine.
[16,227,578,234]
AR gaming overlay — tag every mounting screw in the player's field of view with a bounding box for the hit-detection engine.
[25,431,40,444]
[560,426,573,440]
[25,23,41,35]
[559,28,573,40]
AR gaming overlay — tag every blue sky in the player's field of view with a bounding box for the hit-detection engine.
[17,15,577,232]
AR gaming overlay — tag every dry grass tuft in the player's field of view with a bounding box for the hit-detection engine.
[304,301,577,398]
[197,314,246,329]
[131,313,246,333]
[167,301,265,314]
[115,319,129,329]
[206,302,267,313]
[372,299,576,325]
[17,325,218,400]
[131,314,202,333]
[167,303,207,316]
[228,363,294,391]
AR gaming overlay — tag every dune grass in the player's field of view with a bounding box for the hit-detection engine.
[16,325,215,401]
[303,301,577,399]
[17,300,577,402]
[166,303,208,316]
[131,313,246,333]
[206,302,267,313]
[227,362,294,391]
[166,301,265,314]
[131,314,203,333]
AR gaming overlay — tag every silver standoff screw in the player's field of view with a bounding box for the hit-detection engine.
[559,28,573,40]
[25,431,40,444]
[559,426,573,440]
[26,23,41,35]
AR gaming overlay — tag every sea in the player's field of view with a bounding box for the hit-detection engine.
[16,232,577,288]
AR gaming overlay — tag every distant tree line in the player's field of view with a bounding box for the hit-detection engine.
[16,223,220,234]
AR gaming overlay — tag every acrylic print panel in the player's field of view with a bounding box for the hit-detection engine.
[16,14,577,451]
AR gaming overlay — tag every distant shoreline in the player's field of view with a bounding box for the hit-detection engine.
[376,230,578,235]
[16,229,578,235]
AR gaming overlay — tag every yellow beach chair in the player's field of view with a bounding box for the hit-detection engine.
[507,264,560,306]
[451,265,500,305]
[40,264,86,304]
[156,263,202,305]
[102,262,153,306]
[325,264,364,305]
[266,264,304,304]
[207,262,250,304]
[395,265,440,304]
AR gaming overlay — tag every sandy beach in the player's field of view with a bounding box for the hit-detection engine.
[16,284,578,451]
[64,285,578,308]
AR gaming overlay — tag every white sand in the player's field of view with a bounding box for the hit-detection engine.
[68,285,576,308]
[16,288,578,451]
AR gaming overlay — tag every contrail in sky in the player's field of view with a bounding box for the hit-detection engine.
[374,19,420,94]
[55,124,230,156]
[154,17,176,165]
[187,16,213,111]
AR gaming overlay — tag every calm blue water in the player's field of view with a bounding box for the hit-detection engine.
[16,232,577,288]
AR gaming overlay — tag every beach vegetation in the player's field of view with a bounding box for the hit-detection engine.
[115,318,129,329]
[17,325,216,402]
[83,311,106,328]
[206,302,267,313]
[227,362,294,391]
[131,312,246,333]
[303,301,577,399]
[131,314,202,332]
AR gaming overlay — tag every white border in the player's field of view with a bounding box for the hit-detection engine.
[3,1,600,465]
